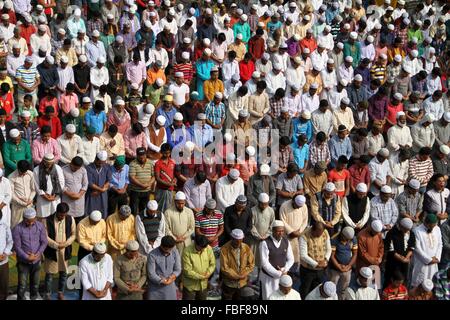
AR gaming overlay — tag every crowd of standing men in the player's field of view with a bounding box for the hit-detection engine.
[0,0,449,301]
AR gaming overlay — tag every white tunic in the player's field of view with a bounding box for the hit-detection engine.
[312,109,333,136]
[285,65,306,96]
[33,165,65,218]
[215,176,245,212]
[0,178,12,228]
[81,137,101,166]
[259,236,294,300]
[344,285,380,300]
[269,288,301,300]
[265,71,286,98]
[79,253,114,300]
[135,213,166,255]
[411,224,443,287]
[387,125,413,154]
[305,284,338,300]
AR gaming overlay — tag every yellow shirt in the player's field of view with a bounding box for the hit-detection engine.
[55,48,79,67]
[182,244,216,292]
[76,216,107,251]
[304,73,323,95]
[227,42,247,62]
[106,213,136,252]
[203,79,224,102]
[99,132,125,165]
[164,206,195,256]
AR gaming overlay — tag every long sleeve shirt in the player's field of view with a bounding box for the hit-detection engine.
[215,176,245,212]
[135,213,165,255]
[299,231,332,269]
[57,135,84,165]
[182,244,215,292]
[328,135,352,164]
[12,221,48,264]
[9,170,35,207]
[106,214,136,252]
[408,157,434,187]
[260,235,294,278]
[183,178,212,211]
[370,197,399,230]
[76,217,107,251]
[31,138,61,165]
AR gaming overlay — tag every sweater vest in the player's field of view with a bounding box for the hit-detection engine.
[139,211,162,241]
[262,237,289,278]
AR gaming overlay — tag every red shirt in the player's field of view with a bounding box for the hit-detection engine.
[154,158,176,191]
[248,36,265,61]
[0,92,14,121]
[39,97,59,115]
[327,169,350,197]
[239,60,255,84]
[37,116,62,139]
[299,37,317,54]
[348,164,370,190]
[385,102,403,132]
[19,24,36,51]
[382,284,408,300]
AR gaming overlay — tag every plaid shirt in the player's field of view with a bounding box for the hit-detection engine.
[309,140,331,166]
[204,101,226,126]
[279,146,294,169]
[386,63,401,80]
[395,27,408,49]
[270,97,285,118]
[434,265,450,300]
[87,19,104,37]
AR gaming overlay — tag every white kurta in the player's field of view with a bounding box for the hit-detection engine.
[79,253,114,300]
[215,176,245,212]
[344,285,380,300]
[411,224,443,287]
[33,165,65,218]
[269,288,302,300]
[265,71,286,98]
[0,178,12,228]
[259,236,294,300]
[305,285,338,300]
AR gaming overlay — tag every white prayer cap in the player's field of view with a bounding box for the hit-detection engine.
[251,4,258,10]
[9,128,19,138]
[425,36,433,43]
[21,110,31,118]
[302,48,310,54]
[338,79,348,87]
[60,55,69,64]
[115,35,124,43]
[79,55,87,63]
[231,228,244,240]
[156,115,166,126]
[43,153,55,162]
[229,168,240,180]
[345,56,353,63]
[272,220,284,228]
[258,21,265,27]
[318,40,326,48]
[342,226,355,240]
[168,8,176,16]
[262,53,270,60]
[310,82,319,89]
[224,132,233,143]
[181,51,190,60]
[294,195,306,207]
[304,16,311,22]
[356,183,368,193]
[155,78,164,87]
[293,34,300,41]
[189,8,195,15]
[371,220,383,233]
[92,30,100,37]
[173,112,183,121]
[349,32,358,40]
[177,3,184,10]
[422,279,434,292]
[415,20,423,26]
[400,218,413,230]
[256,193,269,204]
[184,141,195,152]
[236,33,243,40]
[260,164,270,176]
[411,50,419,58]
[12,43,20,49]
[65,124,76,133]
[411,37,418,44]
[396,111,406,119]
[398,0,405,4]
[90,210,102,222]
[107,13,114,20]
[149,11,157,17]
[214,92,223,99]
[46,55,54,64]
[423,113,435,123]
[380,185,392,194]
[38,16,47,24]
[324,25,331,32]
[337,42,344,49]
[327,58,334,65]
[343,23,351,30]
[96,150,108,161]
[204,48,212,56]
[378,148,389,157]
[82,96,91,103]
[393,92,403,101]
[252,71,261,78]
[403,18,410,25]
[341,97,350,105]
[93,242,107,254]
[4,1,11,9]
[144,104,155,115]
[440,145,450,156]
[325,182,335,192]
[144,20,151,28]
[293,56,302,65]
[280,275,293,287]
[246,146,255,156]
[359,267,373,279]
[388,24,395,31]
[174,191,187,201]
[126,240,139,251]
[74,8,81,16]
[197,113,206,120]
[366,35,374,43]
[241,14,248,21]
[23,208,37,219]
[131,83,139,90]
[58,28,66,35]
[394,54,402,63]
[97,56,106,64]
[147,200,158,211]
[114,98,125,106]
[323,281,336,297]
[301,111,311,119]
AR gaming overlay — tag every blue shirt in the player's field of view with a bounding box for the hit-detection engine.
[292,118,313,144]
[156,106,178,128]
[328,135,352,165]
[204,102,226,127]
[109,164,130,189]
[189,124,214,148]
[293,143,309,175]
[331,237,357,265]
[84,109,107,134]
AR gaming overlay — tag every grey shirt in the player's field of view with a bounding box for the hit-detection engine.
[147,247,181,300]
[395,190,423,219]
[276,173,304,206]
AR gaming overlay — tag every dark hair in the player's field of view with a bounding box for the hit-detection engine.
[256,81,267,90]
[195,234,210,248]
[114,55,124,64]
[358,128,368,137]
[316,131,326,142]
[319,99,329,108]
[287,162,299,173]
[108,124,118,134]
[196,171,207,183]
[274,88,285,98]
[132,122,144,134]
[217,33,226,42]
[45,106,55,114]
[419,147,432,156]
[56,202,70,213]
[238,85,248,95]
[338,155,348,164]
[71,156,83,167]
[391,270,405,282]
[17,160,30,173]
[94,100,105,111]
[256,28,264,36]
[360,155,371,164]
[66,83,75,91]
[280,136,291,146]
[160,143,172,153]
[63,38,72,46]
[228,50,237,59]
[161,235,176,248]
[41,125,51,135]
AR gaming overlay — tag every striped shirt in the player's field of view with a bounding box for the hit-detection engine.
[195,211,224,250]
[129,159,154,192]
[15,65,39,91]
[309,140,331,167]
[408,157,434,187]
[434,265,450,300]
[370,63,386,83]
[204,101,226,127]
[174,63,195,83]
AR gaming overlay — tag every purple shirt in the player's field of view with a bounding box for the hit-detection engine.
[12,221,48,264]
[368,94,388,121]
[287,38,301,57]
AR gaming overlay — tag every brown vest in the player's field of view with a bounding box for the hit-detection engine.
[148,126,166,160]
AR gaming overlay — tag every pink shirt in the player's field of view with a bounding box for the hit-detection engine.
[239,158,257,183]
[60,93,79,116]
[124,129,148,158]
[107,110,131,136]
[31,138,61,165]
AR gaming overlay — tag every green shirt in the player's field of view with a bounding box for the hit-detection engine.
[3,139,32,176]
[182,244,216,292]
[407,28,423,44]
[145,85,163,107]
[129,159,154,192]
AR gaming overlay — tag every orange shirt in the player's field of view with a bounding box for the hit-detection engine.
[146,69,166,86]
